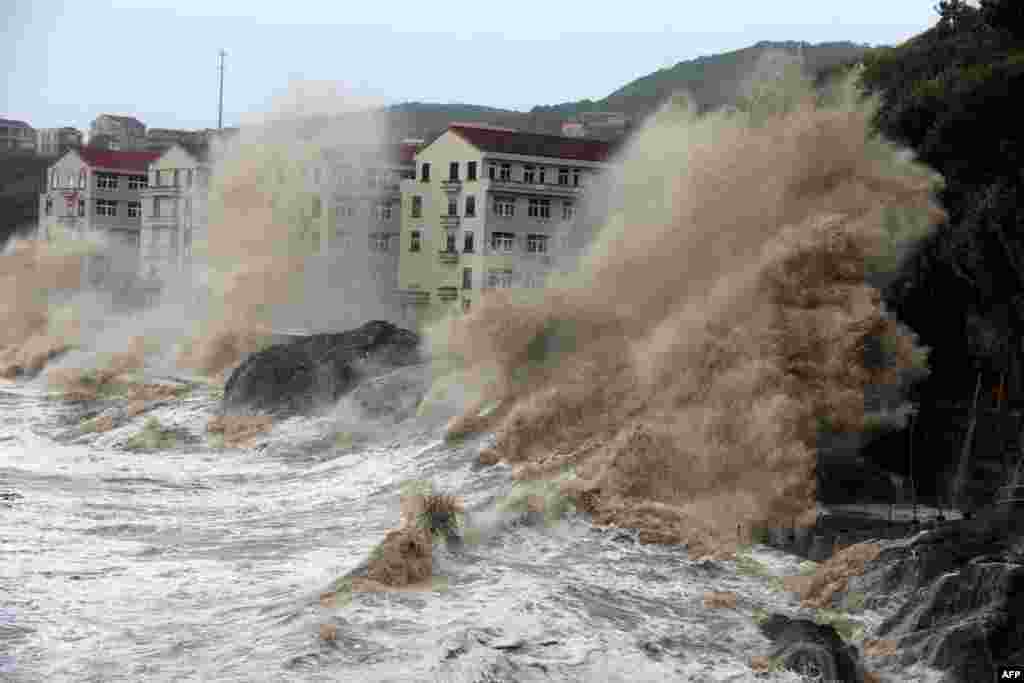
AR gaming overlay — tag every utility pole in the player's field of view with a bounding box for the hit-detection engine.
[218,49,227,131]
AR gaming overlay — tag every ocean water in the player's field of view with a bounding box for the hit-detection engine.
[0,378,882,683]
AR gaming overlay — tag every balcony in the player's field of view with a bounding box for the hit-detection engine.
[438,250,459,265]
[437,286,458,302]
[439,215,460,228]
[486,179,582,198]
[441,179,462,193]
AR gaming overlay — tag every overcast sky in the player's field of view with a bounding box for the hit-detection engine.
[3,0,938,132]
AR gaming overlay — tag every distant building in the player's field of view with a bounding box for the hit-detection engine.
[36,127,83,157]
[89,114,147,151]
[562,112,632,141]
[138,143,211,283]
[145,128,202,151]
[38,148,162,282]
[0,118,36,153]
[397,123,613,326]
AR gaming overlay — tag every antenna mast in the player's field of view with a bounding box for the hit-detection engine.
[218,49,227,130]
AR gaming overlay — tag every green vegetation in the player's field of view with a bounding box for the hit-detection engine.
[125,417,177,451]
[843,590,867,612]
[532,41,871,119]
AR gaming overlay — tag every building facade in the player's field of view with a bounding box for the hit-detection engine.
[37,148,161,284]
[36,127,83,157]
[89,114,147,151]
[138,144,211,284]
[0,118,36,153]
[397,124,612,327]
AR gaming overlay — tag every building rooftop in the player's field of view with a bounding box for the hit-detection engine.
[449,124,614,163]
[77,147,162,171]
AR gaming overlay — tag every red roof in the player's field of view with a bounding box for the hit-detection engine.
[77,148,161,171]
[395,142,420,164]
[449,124,613,163]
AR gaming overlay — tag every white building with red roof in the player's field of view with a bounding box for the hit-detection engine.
[38,147,161,276]
[396,123,615,326]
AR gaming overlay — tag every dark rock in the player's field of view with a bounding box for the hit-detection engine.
[759,614,864,683]
[222,320,420,416]
[348,363,431,423]
[854,506,1024,681]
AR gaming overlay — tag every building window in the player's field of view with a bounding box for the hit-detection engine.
[411,196,422,218]
[421,162,430,182]
[487,163,497,180]
[376,202,393,221]
[50,170,56,189]
[528,198,551,219]
[128,175,147,190]
[449,162,459,181]
[493,197,515,217]
[445,232,457,253]
[499,163,511,181]
[173,170,180,187]
[96,173,119,190]
[45,197,52,215]
[463,231,474,253]
[314,167,322,185]
[447,199,458,217]
[523,165,536,184]
[573,168,582,186]
[467,161,477,181]
[410,230,422,252]
[78,199,85,217]
[96,199,117,217]
[465,195,476,217]
[78,170,87,189]
[371,233,390,252]
[462,267,472,290]
[558,168,569,185]
[491,232,515,252]
[487,269,514,288]
[312,196,322,218]
[527,234,549,253]
[128,201,141,218]
[187,169,194,188]
[562,202,575,221]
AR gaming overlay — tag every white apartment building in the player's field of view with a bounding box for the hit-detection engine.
[397,123,613,327]
[37,147,161,284]
[138,143,211,284]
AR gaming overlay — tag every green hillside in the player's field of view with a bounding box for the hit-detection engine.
[532,40,873,118]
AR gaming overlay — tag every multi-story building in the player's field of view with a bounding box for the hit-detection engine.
[138,143,211,283]
[37,148,161,268]
[396,123,612,327]
[89,114,147,151]
[307,140,421,305]
[36,127,83,157]
[0,118,36,153]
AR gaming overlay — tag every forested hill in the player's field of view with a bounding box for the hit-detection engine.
[380,41,873,141]
[531,40,873,118]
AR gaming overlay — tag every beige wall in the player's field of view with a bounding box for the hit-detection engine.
[396,130,604,327]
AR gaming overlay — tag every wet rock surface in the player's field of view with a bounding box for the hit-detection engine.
[759,614,865,682]
[845,507,1024,682]
[222,320,421,416]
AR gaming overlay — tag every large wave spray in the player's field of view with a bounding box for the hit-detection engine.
[428,68,943,554]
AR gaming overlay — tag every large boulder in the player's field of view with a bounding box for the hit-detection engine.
[222,320,421,415]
